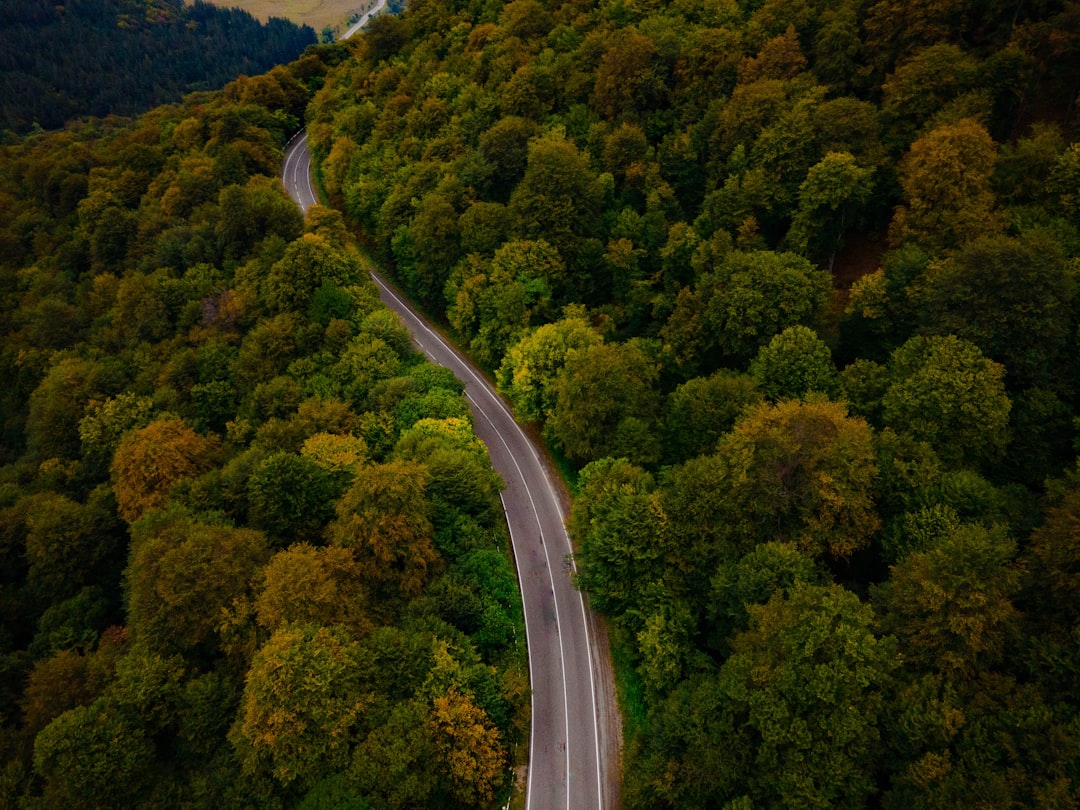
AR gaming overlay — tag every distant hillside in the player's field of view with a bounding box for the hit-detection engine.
[187,0,379,39]
[0,0,316,133]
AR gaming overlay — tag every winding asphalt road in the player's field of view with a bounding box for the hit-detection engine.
[280,10,620,810]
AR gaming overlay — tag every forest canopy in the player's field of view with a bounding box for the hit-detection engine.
[299,0,1080,805]
[1,0,1080,805]
[0,0,316,133]
[0,39,526,809]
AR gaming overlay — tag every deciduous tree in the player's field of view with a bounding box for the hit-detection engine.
[889,118,999,253]
[496,309,602,423]
[881,335,1010,469]
[126,512,269,655]
[33,699,154,810]
[111,418,220,523]
[549,340,661,465]
[247,451,340,545]
[233,624,368,789]
[913,231,1074,389]
[749,325,840,401]
[786,151,874,268]
[255,544,370,635]
[717,583,898,808]
[692,250,831,366]
[327,461,441,600]
[873,524,1020,677]
[428,686,507,805]
[714,398,880,559]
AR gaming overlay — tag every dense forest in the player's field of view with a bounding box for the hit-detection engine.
[303,0,1080,805]
[0,42,527,808]
[2,0,1080,805]
[0,0,316,134]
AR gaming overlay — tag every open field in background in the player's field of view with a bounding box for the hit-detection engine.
[185,0,375,33]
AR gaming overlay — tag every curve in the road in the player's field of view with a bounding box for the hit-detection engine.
[282,131,318,213]
[280,11,620,809]
[368,272,616,810]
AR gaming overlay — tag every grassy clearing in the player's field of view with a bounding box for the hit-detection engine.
[611,638,647,743]
[184,0,376,34]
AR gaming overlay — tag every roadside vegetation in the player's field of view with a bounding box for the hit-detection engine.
[0,42,526,808]
[305,0,1080,804]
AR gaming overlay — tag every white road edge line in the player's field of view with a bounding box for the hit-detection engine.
[499,491,538,810]
[465,359,574,807]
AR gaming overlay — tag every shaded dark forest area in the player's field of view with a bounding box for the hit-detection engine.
[0,0,316,133]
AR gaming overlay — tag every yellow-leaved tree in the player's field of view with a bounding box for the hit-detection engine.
[110,419,219,523]
[428,686,507,805]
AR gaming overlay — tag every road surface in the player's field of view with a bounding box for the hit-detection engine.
[342,0,387,39]
[282,131,319,213]
[279,13,621,809]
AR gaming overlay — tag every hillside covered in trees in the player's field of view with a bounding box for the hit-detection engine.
[302,0,1080,805]
[0,43,527,808]
[0,0,316,134]
[1,0,1080,805]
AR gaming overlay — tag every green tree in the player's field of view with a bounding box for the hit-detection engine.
[811,1,862,90]
[445,240,564,369]
[709,541,823,651]
[717,583,898,808]
[25,356,104,462]
[330,335,404,406]
[749,325,840,401]
[1048,142,1080,221]
[496,309,602,423]
[549,340,661,466]
[216,175,303,260]
[880,43,980,148]
[126,512,269,655]
[873,524,1020,678]
[912,231,1075,389]
[713,399,880,559]
[349,698,439,809]
[395,418,504,525]
[23,488,124,601]
[326,461,441,601]
[262,233,364,314]
[507,130,605,299]
[661,369,763,464]
[33,699,154,810]
[478,116,539,202]
[406,190,462,311]
[881,335,1011,469]
[1021,472,1080,698]
[712,397,881,557]
[247,451,340,545]
[882,671,1080,810]
[786,151,874,268]
[676,250,831,367]
[571,458,667,626]
[232,624,367,789]
[458,201,510,256]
